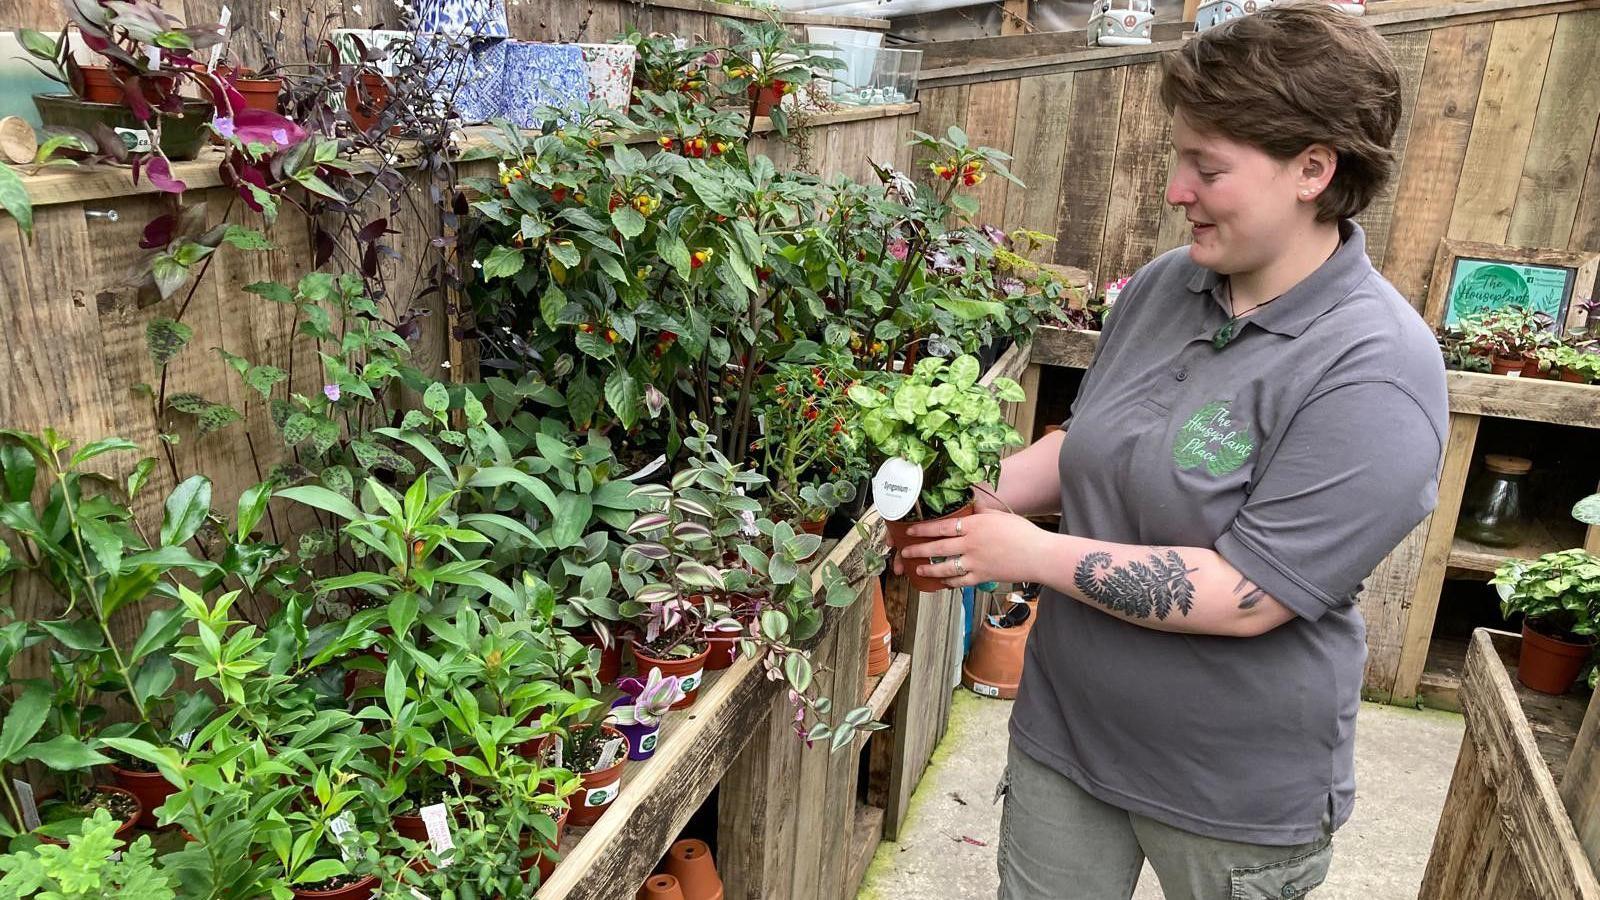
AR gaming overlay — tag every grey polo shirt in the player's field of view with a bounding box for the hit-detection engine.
[1011,221,1447,845]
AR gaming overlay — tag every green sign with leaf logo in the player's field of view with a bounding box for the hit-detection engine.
[1443,258,1574,327]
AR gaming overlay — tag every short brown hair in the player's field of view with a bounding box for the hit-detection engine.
[1160,3,1402,222]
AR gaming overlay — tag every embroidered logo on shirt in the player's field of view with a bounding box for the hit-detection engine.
[1172,400,1255,476]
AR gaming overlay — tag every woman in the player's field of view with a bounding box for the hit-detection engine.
[899,5,1447,898]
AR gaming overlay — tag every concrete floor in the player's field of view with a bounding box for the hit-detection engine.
[858,692,1464,900]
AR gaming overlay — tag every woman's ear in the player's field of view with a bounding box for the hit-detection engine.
[1297,144,1337,201]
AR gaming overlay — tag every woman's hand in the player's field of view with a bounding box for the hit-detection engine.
[893,511,1053,588]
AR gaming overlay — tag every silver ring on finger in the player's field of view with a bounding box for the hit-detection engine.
[954,555,967,577]
[956,519,964,536]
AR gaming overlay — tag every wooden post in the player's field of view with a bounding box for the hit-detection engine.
[1182,0,1200,23]
[1001,0,1032,34]
[1563,690,1600,873]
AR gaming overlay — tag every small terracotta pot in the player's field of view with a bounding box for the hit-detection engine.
[961,603,1036,699]
[36,784,141,846]
[867,577,892,679]
[703,621,745,672]
[632,643,711,709]
[1560,367,1591,384]
[345,72,392,133]
[393,810,430,843]
[664,838,724,900]
[1521,358,1548,379]
[640,873,687,900]
[1518,620,1594,695]
[884,502,976,594]
[108,763,175,829]
[1489,353,1524,375]
[747,82,785,117]
[525,804,570,883]
[233,76,282,112]
[79,65,122,104]
[291,874,378,900]
[798,516,827,536]
[578,631,622,684]
[554,726,630,827]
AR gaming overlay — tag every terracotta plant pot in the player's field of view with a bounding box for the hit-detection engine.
[664,838,724,900]
[291,874,378,900]
[345,72,392,133]
[1560,368,1591,384]
[703,621,744,672]
[233,76,282,113]
[1521,358,1548,379]
[564,726,630,827]
[1489,353,1524,375]
[747,82,785,117]
[884,502,976,594]
[579,631,622,684]
[526,804,570,883]
[109,763,176,829]
[393,810,430,843]
[36,784,141,846]
[1518,620,1594,695]
[632,643,710,709]
[79,65,122,104]
[640,873,687,900]
[798,515,827,536]
[866,577,892,679]
[961,601,1036,699]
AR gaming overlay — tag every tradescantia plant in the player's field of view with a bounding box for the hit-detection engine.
[848,355,1024,518]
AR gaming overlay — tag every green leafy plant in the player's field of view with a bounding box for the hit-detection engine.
[0,808,175,898]
[848,355,1024,517]
[1493,549,1600,641]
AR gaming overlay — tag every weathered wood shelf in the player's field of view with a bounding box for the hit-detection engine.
[844,803,887,900]
[1448,519,1586,576]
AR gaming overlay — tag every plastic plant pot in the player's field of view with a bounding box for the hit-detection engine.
[33,92,211,161]
[108,763,175,829]
[884,502,975,593]
[610,696,662,761]
[631,643,710,710]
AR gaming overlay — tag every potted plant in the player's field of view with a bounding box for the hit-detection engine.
[756,360,867,536]
[848,355,1025,592]
[607,667,685,761]
[1456,308,1556,375]
[1553,344,1600,384]
[0,808,176,897]
[719,18,844,131]
[1492,536,1600,695]
[538,708,629,828]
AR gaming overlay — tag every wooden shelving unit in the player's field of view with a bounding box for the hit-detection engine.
[1448,519,1588,577]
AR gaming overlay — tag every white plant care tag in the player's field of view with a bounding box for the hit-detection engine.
[177,729,195,748]
[623,454,668,482]
[597,737,624,769]
[12,780,38,831]
[145,44,161,69]
[872,457,923,522]
[583,784,618,809]
[113,128,154,154]
[678,668,704,694]
[972,682,1001,698]
[208,7,231,69]
[328,812,357,861]
[552,736,564,770]
[420,803,454,864]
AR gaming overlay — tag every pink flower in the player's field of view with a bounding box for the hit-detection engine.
[323,384,341,402]
[888,238,909,261]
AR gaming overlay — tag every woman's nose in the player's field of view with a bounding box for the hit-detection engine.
[1165,179,1193,208]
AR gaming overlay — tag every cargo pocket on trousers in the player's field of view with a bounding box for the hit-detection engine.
[1229,841,1331,900]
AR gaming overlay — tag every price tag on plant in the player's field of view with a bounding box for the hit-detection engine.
[145,44,162,70]
[12,780,39,831]
[420,803,454,865]
[329,812,357,861]
[597,737,624,769]
[208,7,231,69]
[871,457,923,521]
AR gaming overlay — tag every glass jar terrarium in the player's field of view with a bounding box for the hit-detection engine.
[1456,454,1532,548]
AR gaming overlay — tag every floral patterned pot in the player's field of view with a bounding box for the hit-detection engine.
[578,43,636,110]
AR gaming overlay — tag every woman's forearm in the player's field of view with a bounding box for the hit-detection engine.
[980,429,1066,517]
[1030,532,1295,637]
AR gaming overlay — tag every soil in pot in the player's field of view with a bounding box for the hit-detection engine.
[1518,619,1594,695]
[34,785,141,846]
[109,754,176,829]
[290,872,378,900]
[541,727,629,827]
[884,502,976,594]
[632,641,710,709]
[1489,353,1524,376]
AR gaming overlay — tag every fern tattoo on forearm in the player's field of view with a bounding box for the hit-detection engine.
[1073,550,1200,620]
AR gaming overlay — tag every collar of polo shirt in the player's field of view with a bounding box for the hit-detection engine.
[1183,220,1375,340]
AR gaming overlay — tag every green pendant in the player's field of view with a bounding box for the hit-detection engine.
[1212,318,1239,350]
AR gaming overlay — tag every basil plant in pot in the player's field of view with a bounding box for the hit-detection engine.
[848,354,1025,592]
[1491,492,1600,694]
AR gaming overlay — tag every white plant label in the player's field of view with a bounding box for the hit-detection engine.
[420,803,454,864]
[551,736,564,769]
[145,45,161,70]
[872,457,923,522]
[678,669,703,694]
[972,682,1001,698]
[177,729,195,748]
[329,812,357,861]
[584,785,617,808]
[638,730,659,754]
[597,737,624,769]
[623,454,668,482]
[12,780,38,831]
[113,128,154,154]
[208,7,231,69]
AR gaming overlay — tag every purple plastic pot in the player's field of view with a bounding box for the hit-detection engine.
[609,697,662,761]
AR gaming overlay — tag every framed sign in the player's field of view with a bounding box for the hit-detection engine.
[1425,239,1599,333]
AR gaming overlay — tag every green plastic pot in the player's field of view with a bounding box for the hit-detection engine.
[32,93,212,161]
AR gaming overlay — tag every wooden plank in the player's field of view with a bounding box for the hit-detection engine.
[1564,689,1600,872]
[861,652,912,732]
[1391,412,1481,706]
[1098,63,1171,287]
[1011,363,1042,445]
[818,595,869,900]
[1052,65,1127,288]
[1381,23,1494,308]
[1444,371,1600,427]
[1359,516,1432,703]
[1355,30,1431,272]
[1446,15,1559,245]
[843,804,887,900]
[878,584,946,840]
[1003,73,1075,236]
[788,615,841,900]
[717,690,803,900]
[1508,10,1600,248]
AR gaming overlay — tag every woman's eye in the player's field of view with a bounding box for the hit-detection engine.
[1199,170,1221,182]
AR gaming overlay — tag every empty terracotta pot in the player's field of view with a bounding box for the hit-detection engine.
[884,502,974,593]
[961,600,1036,699]
[867,577,892,678]
[345,72,391,133]
[640,873,687,900]
[664,838,723,900]
[632,643,710,709]
[109,763,175,829]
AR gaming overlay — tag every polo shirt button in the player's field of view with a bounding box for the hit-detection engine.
[1175,367,1189,381]
[1281,885,1297,898]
